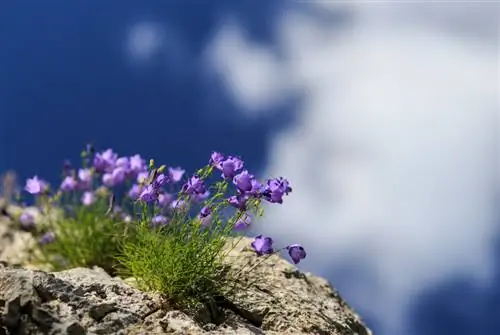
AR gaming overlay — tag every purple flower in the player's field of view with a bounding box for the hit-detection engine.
[102,173,114,187]
[93,149,118,172]
[112,167,127,185]
[228,194,248,211]
[152,173,168,189]
[139,185,158,203]
[137,171,149,184]
[81,191,96,206]
[170,199,187,210]
[102,167,127,187]
[158,193,173,207]
[60,176,78,192]
[197,206,212,226]
[129,154,146,173]
[251,235,274,256]
[25,176,49,195]
[287,244,306,264]
[233,170,255,193]
[182,175,206,196]
[19,211,35,229]
[192,191,210,202]
[234,214,251,231]
[210,151,225,167]
[150,215,169,228]
[220,157,244,179]
[128,184,142,200]
[39,231,55,245]
[62,160,72,175]
[78,168,92,183]
[262,177,292,204]
[115,157,130,169]
[168,167,185,183]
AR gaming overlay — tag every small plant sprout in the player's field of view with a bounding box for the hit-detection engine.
[21,146,306,311]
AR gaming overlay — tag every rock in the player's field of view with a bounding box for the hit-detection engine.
[0,239,372,334]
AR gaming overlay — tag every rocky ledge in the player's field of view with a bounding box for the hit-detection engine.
[0,200,372,334]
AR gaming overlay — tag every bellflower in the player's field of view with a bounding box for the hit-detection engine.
[25,176,49,195]
[152,173,168,189]
[19,211,35,229]
[128,184,142,200]
[39,231,55,245]
[129,154,146,174]
[220,156,244,180]
[111,167,127,185]
[262,177,292,204]
[115,157,130,170]
[209,151,224,168]
[234,214,251,231]
[139,185,158,203]
[197,206,212,226]
[182,175,206,196]
[251,235,274,256]
[137,171,149,184]
[102,173,114,187]
[287,244,306,264]
[233,170,255,193]
[93,149,118,172]
[78,168,92,187]
[168,167,185,183]
[60,176,78,192]
[151,215,169,228]
[81,191,96,206]
[158,193,173,207]
[228,194,248,211]
[170,199,187,211]
[192,190,210,202]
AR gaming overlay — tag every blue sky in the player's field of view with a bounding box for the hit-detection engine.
[1,2,498,334]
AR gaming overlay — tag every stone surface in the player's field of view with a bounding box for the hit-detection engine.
[0,196,372,334]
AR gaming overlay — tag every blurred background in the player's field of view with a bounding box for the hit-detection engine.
[0,1,498,334]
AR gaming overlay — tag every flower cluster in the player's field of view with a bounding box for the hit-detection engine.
[21,146,306,277]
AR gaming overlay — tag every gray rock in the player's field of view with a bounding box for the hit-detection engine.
[0,239,372,335]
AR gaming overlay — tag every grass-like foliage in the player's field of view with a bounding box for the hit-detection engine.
[19,145,307,309]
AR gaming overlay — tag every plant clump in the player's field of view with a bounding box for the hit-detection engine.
[18,145,306,310]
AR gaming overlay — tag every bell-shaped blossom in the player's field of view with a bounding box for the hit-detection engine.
[25,176,49,195]
[81,191,96,206]
[197,206,212,226]
[60,176,78,192]
[152,173,168,189]
[150,215,169,228]
[262,177,292,204]
[182,175,206,196]
[233,170,255,193]
[93,149,118,172]
[129,154,146,174]
[78,168,92,187]
[251,235,274,256]
[137,171,149,184]
[220,157,244,180]
[39,231,55,245]
[139,185,158,203]
[209,151,224,168]
[19,211,35,229]
[168,167,185,183]
[287,244,306,264]
[158,193,174,207]
[228,194,248,211]
[234,214,251,231]
[128,184,142,200]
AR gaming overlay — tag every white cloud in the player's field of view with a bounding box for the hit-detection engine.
[126,22,165,61]
[204,18,295,118]
[206,3,499,335]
